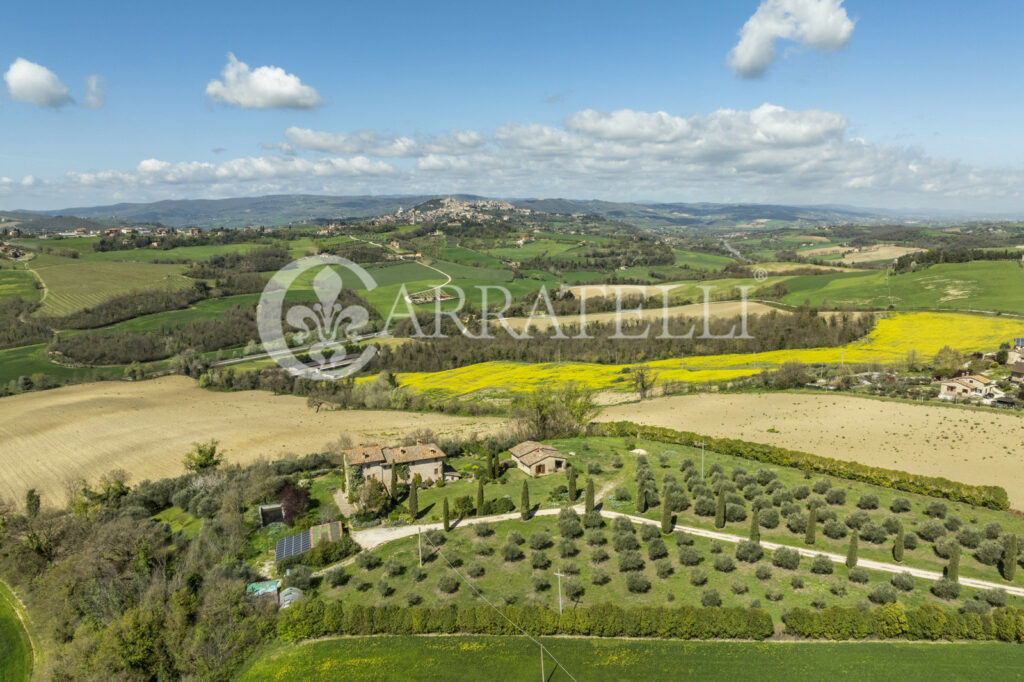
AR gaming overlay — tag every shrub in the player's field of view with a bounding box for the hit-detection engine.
[612,516,634,534]
[859,524,887,544]
[529,532,552,550]
[742,483,762,501]
[701,589,722,607]
[613,533,640,552]
[890,572,914,592]
[903,532,919,550]
[726,504,748,523]
[355,551,382,571]
[405,593,422,606]
[731,581,749,594]
[917,521,946,542]
[678,547,702,566]
[868,584,897,604]
[675,530,694,547]
[980,588,1008,607]
[791,576,804,590]
[755,565,772,581]
[844,511,870,530]
[924,501,948,518]
[507,531,525,545]
[976,540,1004,566]
[613,485,631,501]
[437,575,459,594]
[530,552,551,570]
[848,567,870,584]
[326,567,349,587]
[709,541,723,554]
[591,569,610,585]
[648,538,668,560]
[591,548,610,564]
[736,541,763,563]
[826,488,846,505]
[714,555,736,573]
[758,508,780,529]
[586,462,602,475]
[786,513,807,535]
[961,599,990,615]
[473,542,494,557]
[559,539,579,558]
[586,530,607,546]
[639,524,659,542]
[582,511,603,529]
[626,573,651,593]
[881,516,901,535]
[283,566,313,590]
[473,523,494,538]
[467,563,485,578]
[792,485,810,500]
[618,550,645,572]
[890,497,911,513]
[772,547,800,570]
[823,519,848,539]
[655,558,674,578]
[812,479,832,494]
[931,579,961,600]
[564,579,585,601]
[856,493,879,510]
[425,529,445,546]
[501,543,524,562]
[558,518,584,539]
[690,569,708,586]
[559,562,580,575]
[983,522,1003,540]
[934,538,957,559]
[384,559,405,577]
[532,575,550,592]
[773,489,795,506]
[810,555,833,574]
[765,587,784,602]
[957,527,982,549]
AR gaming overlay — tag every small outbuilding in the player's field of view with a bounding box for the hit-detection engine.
[279,587,304,609]
[509,441,566,477]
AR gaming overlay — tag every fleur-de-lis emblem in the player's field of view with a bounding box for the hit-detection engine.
[285,267,368,366]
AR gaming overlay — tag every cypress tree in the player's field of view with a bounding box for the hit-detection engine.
[1002,534,1018,582]
[804,503,817,546]
[661,488,673,535]
[476,478,485,516]
[749,509,760,543]
[846,533,858,569]
[893,522,905,563]
[521,481,530,521]
[389,465,398,499]
[585,478,595,513]
[714,486,726,529]
[638,483,648,514]
[568,466,578,502]
[947,543,960,582]
[408,481,418,519]
[442,497,450,532]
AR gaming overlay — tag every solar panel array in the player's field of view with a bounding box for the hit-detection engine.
[275,529,311,563]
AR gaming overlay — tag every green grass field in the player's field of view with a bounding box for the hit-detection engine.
[102,294,261,333]
[238,637,1024,681]
[12,237,271,263]
[28,254,194,317]
[0,344,126,384]
[153,507,204,539]
[0,269,42,303]
[673,249,735,270]
[439,246,504,268]
[0,581,32,682]
[780,261,1024,313]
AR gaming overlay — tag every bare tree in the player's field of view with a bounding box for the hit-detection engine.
[629,367,659,400]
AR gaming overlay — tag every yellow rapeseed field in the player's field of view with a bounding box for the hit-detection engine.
[393,312,1022,398]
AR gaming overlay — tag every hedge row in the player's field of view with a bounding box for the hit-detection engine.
[594,421,1009,510]
[277,601,773,642]
[783,604,1024,642]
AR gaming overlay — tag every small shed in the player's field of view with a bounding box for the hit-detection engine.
[279,587,304,609]
[258,503,284,526]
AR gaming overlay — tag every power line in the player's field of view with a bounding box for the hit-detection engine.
[422,531,579,682]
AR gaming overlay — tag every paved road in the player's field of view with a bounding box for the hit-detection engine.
[346,504,1024,597]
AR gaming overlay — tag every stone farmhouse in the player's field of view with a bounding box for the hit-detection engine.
[509,441,567,477]
[345,442,446,490]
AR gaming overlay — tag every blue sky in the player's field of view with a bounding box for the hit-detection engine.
[2,0,1023,212]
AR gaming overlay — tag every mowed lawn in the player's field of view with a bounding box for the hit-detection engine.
[29,254,195,317]
[238,637,1024,681]
[0,581,32,682]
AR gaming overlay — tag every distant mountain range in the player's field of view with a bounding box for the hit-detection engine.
[5,194,909,230]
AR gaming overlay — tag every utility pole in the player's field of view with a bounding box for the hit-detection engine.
[418,527,423,567]
[540,646,545,682]
[554,571,566,615]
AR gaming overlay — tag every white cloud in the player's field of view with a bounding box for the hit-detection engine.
[205,53,322,109]
[84,75,106,109]
[728,0,855,78]
[17,104,1024,211]
[4,58,73,107]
